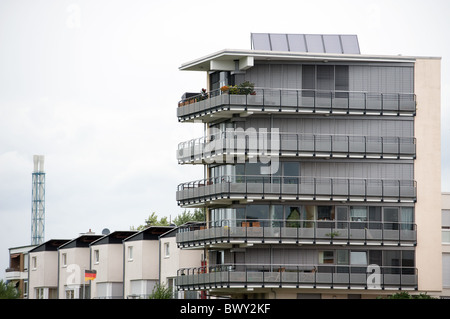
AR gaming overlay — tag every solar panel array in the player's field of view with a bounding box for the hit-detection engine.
[251,33,360,54]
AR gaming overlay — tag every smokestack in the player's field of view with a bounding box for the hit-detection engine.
[31,155,45,245]
[33,155,44,173]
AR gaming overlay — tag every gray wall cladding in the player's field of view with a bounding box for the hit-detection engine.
[242,63,414,94]
[237,117,413,138]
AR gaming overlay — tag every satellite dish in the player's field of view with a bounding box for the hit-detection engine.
[102,228,110,235]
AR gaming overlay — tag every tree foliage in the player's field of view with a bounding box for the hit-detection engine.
[0,280,20,299]
[379,291,437,299]
[131,209,205,231]
[148,283,172,299]
[173,208,205,226]
[131,212,169,231]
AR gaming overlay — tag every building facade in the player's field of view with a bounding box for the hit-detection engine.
[90,231,136,299]
[175,33,442,298]
[5,244,36,298]
[159,224,205,299]
[57,234,103,299]
[28,239,70,299]
[123,226,174,298]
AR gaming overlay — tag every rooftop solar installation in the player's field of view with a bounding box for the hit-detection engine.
[251,33,360,54]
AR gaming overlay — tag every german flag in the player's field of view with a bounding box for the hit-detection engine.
[84,269,97,281]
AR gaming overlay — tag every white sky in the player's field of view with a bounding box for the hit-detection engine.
[1,0,449,279]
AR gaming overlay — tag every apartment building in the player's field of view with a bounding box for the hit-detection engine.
[123,226,174,298]
[28,239,70,299]
[90,231,137,299]
[5,244,36,298]
[58,234,103,299]
[175,33,442,298]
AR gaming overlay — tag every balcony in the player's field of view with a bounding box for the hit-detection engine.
[177,132,416,164]
[176,264,418,291]
[176,219,417,248]
[177,88,416,122]
[5,267,25,280]
[176,176,417,207]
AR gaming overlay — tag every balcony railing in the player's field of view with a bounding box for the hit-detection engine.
[176,176,417,207]
[176,264,418,291]
[176,219,417,248]
[177,132,416,164]
[177,88,416,122]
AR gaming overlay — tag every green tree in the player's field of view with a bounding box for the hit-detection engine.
[131,212,170,231]
[173,208,205,226]
[148,283,172,299]
[0,280,20,299]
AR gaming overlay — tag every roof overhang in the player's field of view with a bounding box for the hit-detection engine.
[179,49,421,72]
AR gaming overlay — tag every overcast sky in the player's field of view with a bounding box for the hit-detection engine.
[1,0,449,280]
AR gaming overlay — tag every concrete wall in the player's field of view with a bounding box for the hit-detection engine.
[123,240,159,298]
[58,247,91,299]
[414,58,442,292]
[28,251,58,299]
[91,244,124,298]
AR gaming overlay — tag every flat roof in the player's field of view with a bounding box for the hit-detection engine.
[124,226,175,242]
[179,48,440,72]
[58,234,104,250]
[29,239,71,253]
[90,231,137,246]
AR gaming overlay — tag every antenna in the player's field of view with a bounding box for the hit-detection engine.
[31,155,45,245]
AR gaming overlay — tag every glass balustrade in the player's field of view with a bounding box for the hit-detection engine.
[176,176,417,207]
[177,133,416,164]
[176,219,416,248]
[177,88,416,122]
[176,263,417,290]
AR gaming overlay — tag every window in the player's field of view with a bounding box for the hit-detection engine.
[336,250,349,265]
[164,242,170,258]
[94,250,99,264]
[23,281,28,298]
[246,205,269,226]
[384,207,399,230]
[282,162,299,184]
[319,251,334,264]
[270,205,284,227]
[350,251,367,265]
[128,246,133,261]
[350,206,367,221]
[36,287,44,299]
[318,206,334,220]
[65,289,75,299]
[62,253,67,267]
[401,207,414,230]
[301,65,349,93]
[443,230,450,244]
[32,256,37,270]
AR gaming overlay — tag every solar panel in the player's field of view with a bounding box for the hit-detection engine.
[252,33,271,50]
[305,34,325,53]
[269,33,289,51]
[340,35,361,54]
[251,33,360,54]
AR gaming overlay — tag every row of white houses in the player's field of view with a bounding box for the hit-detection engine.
[5,225,203,299]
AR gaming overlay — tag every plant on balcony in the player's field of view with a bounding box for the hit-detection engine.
[325,231,341,238]
[220,81,256,95]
